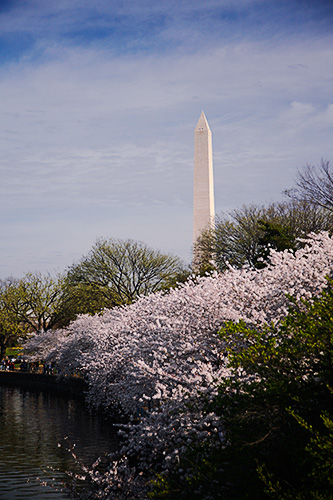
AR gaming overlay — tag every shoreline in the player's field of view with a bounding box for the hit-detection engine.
[0,370,88,400]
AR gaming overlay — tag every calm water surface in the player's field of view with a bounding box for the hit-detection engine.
[0,385,118,499]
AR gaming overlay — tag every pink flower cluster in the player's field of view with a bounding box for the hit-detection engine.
[24,232,333,498]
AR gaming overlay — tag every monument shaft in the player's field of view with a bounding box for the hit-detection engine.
[193,111,215,247]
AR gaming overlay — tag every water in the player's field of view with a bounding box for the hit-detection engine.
[0,385,119,499]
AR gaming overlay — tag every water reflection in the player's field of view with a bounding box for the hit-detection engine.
[0,386,118,499]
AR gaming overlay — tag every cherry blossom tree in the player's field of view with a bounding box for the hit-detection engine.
[24,232,333,499]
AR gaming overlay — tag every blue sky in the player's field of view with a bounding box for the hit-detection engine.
[1,0,332,277]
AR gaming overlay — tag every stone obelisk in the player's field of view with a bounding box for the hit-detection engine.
[193,111,215,254]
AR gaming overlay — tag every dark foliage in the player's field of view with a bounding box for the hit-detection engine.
[150,283,333,499]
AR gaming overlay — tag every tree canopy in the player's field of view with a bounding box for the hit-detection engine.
[0,272,76,359]
[0,240,188,356]
[15,272,70,332]
[0,279,29,360]
[65,238,189,314]
[194,199,333,272]
[23,233,333,499]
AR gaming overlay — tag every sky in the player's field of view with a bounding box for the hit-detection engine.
[0,0,332,278]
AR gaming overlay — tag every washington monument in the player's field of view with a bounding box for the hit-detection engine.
[193,111,215,254]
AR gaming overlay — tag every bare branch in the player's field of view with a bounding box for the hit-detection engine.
[286,159,333,212]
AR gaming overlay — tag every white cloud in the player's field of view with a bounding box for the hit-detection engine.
[289,101,315,114]
[1,1,333,277]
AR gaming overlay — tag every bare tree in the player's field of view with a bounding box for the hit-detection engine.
[286,159,333,212]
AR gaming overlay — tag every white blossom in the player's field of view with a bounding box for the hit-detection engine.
[23,232,333,499]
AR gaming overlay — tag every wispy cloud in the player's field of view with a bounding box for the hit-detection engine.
[0,0,332,276]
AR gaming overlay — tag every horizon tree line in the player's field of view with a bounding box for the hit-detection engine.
[0,159,332,359]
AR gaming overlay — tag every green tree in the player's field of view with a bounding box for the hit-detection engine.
[65,238,189,314]
[0,279,29,360]
[254,220,297,268]
[217,285,333,499]
[15,272,71,332]
[194,200,333,272]
[0,273,72,356]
